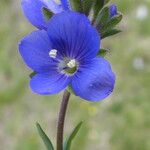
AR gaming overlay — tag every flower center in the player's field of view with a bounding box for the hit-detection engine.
[49,49,78,75]
[59,58,78,75]
[67,59,76,68]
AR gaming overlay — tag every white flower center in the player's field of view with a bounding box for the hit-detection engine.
[67,59,76,68]
[49,49,57,58]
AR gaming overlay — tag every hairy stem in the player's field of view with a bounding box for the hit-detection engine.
[57,90,71,150]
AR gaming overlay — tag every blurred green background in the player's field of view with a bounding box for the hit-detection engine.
[0,0,150,150]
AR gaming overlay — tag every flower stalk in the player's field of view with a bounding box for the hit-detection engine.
[57,90,71,150]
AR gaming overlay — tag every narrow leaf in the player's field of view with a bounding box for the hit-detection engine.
[93,0,104,19]
[105,0,111,4]
[94,6,109,28]
[101,29,122,39]
[70,0,83,12]
[102,13,123,31]
[29,71,37,78]
[93,0,110,19]
[97,48,109,57]
[64,122,83,150]
[36,123,54,150]
[82,0,93,16]
[43,7,53,21]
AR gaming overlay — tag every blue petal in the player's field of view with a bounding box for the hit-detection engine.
[21,0,62,29]
[71,58,115,101]
[30,72,71,95]
[61,0,71,10]
[43,0,63,13]
[109,4,117,18]
[47,11,100,61]
[19,30,56,73]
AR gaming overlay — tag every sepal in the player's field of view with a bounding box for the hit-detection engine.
[94,6,122,39]
[94,6,110,28]
[101,29,122,39]
[29,71,37,78]
[36,123,54,150]
[63,121,83,150]
[101,13,123,32]
[82,0,93,16]
[43,7,53,21]
[69,0,99,17]
[97,48,109,57]
[93,0,110,19]
[70,0,83,12]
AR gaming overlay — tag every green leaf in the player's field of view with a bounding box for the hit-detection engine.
[105,0,111,4]
[70,0,83,12]
[43,7,53,21]
[64,122,83,150]
[101,29,122,39]
[36,123,54,150]
[93,0,104,19]
[29,71,37,78]
[97,48,109,57]
[82,0,93,16]
[102,13,123,32]
[94,6,110,28]
[93,0,110,19]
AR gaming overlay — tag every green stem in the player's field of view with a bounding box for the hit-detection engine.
[57,90,71,150]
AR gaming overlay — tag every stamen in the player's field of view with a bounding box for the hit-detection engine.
[67,59,76,68]
[49,49,57,58]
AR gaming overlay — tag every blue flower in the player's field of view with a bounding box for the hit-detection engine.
[19,12,115,102]
[21,0,71,29]
[109,4,118,18]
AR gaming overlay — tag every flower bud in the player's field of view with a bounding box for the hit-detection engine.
[109,4,117,18]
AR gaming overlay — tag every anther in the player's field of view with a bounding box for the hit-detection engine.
[49,49,57,58]
[67,59,76,68]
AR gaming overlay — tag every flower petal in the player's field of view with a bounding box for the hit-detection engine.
[43,0,63,13]
[21,0,62,29]
[71,58,115,101]
[47,11,100,61]
[30,72,71,95]
[19,30,55,73]
[61,0,71,10]
[109,4,117,18]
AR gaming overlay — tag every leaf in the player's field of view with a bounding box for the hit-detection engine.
[97,48,109,57]
[102,13,123,32]
[105,0,111,4]
[82,0,93,16]
[43,7,53,21]
[101,29,122,39]
[64,122,83,150]
[70,0,83,12]
[93,0,104,19]
[93,0,110,19]
[29,71,37,78]
[70,0,97,15]
[94,6,110,28]
[36,123,54,150]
